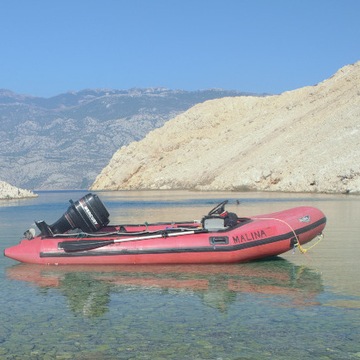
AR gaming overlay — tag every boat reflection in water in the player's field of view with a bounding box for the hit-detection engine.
[7,258,323,317]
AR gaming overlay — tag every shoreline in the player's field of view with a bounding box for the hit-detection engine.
[1,184,358,200]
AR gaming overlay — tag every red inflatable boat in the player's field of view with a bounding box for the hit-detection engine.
[4,193,326,265]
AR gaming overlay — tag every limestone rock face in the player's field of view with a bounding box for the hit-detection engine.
[0,181,37,199]
[91,62,360,194]
[0,88,247,190]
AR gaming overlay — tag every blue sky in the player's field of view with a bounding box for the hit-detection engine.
[1,0,359,97]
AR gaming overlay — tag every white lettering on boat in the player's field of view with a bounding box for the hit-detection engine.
[233,230,267,244]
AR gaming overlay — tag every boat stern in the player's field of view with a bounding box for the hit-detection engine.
[4,237,42,264]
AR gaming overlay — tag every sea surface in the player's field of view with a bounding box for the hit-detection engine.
[0,190,359,360]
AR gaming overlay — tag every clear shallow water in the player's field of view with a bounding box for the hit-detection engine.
[0,190,359,359]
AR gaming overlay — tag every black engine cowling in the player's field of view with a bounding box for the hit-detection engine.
[36,193,110,236]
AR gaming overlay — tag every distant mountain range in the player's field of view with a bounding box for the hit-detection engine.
[0,88,260,189]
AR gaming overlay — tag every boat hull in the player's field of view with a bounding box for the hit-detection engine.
[4,206,326,265]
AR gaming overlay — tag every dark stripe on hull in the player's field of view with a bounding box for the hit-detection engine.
[40,216,326,258]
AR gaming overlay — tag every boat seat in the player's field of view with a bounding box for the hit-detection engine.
[202,212,238,231]
[202,216,226,231]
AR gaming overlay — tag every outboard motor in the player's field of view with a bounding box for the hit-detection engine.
[35,193,110,236]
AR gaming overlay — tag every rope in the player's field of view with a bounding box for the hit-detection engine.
[300,233,324,253]
[250,216,324,254]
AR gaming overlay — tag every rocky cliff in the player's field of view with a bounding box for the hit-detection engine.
[0,88,249,190]
[91,61,360,194]
[0,181,37,199]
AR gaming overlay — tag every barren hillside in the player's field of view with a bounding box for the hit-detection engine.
[91,62,360,194]
[0,181,37,199]
[0,88,246,190]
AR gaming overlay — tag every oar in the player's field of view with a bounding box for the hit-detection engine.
[59,230,202,252]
